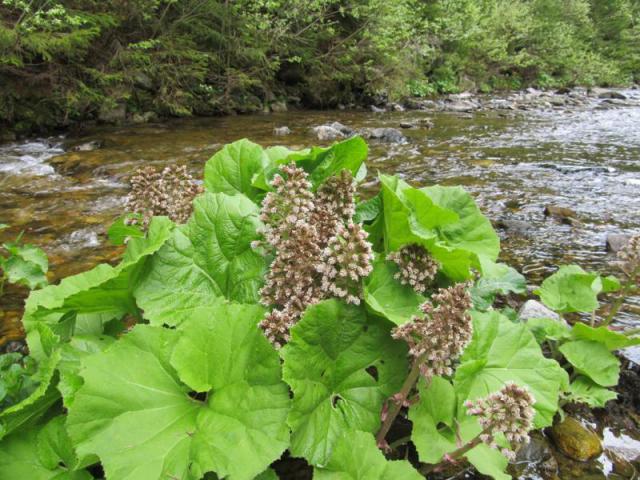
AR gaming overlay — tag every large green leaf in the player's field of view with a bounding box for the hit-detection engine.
[281,300,407,465]
[68,305,290,480]
[454,311,568,428]
[534,265,605,313]
[566,376,618,408]
[204,138,270,201]
[363,257,425,325]
[314,430,422,479]
[2,241,48,289]
[22,216,174,351]
[57,335,114,408]
[409,378,510,480]
[135,192,266,326]
[0,416,91,480]
[379,175,499,280]
[571,323,640,350]
[559,340,620,387]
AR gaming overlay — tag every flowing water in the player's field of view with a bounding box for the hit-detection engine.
[1,90,640,477]
[2,93,640,316]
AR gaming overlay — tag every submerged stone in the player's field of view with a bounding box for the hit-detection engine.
[550,417,602,462]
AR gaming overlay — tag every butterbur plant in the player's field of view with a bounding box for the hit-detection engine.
[1,137,638,480]
[125,164,203,226]
[387,244,439,294]
[464,383,536,460]
[257,162,372,347]
[377,282,473,447]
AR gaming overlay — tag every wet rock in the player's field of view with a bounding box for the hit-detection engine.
[606,234,632,253]
[312,125,344,141]
[62,228,101,250]
[98,102,126,124]
[444,100,477,112]
[274,126,291,136]
[549,97,567,107]
[496,218,535,238]
[399,121,416,129]
[518,300,562,323]
[544,205,579,224]
[387,102,405,112]
[370,105,385,113]
[70,140,103,152]
[556,87,572,95]
[550,417,602,462]
[361,127,407,144]
[326,121,354,136]
[270,101,288,112]
[510,432,558,479]
[598,91,627,100]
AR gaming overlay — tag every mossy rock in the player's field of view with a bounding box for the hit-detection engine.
[550,417,602,462]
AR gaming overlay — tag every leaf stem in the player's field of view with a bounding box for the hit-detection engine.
[375,352,427,448]
[602,282,632,326]
[420,428,491,475]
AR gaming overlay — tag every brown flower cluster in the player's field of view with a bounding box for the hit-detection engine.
[387,244,439,293]
[258,164,372,348]
[464,382,536,460]
[126,165,203,226]
[618,234,640,286]
[318,223,374,305]
[391,282,472,379]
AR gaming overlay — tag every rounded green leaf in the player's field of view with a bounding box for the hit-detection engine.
[534,265,602,313]
[363,257,425,325]
[68,308,290,480]
[281,300,407,465]
[559,340,620,387]
[314,430,422,479]
[204,138,270,201]
[454,310,568,428]
[135,192,266,326]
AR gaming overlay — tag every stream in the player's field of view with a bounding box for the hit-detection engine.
[1,88,640,478]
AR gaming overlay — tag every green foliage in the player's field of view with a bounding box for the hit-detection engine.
[134,192,266,325]
[410,378,509,480]
[281,299,407,465]
[363,257,425,325]
[315,430,422,479]
[534,265,617,313]
[0,229,48,294]
[2,0,638,134]
[2,138,638,480]
[455,311,568,428]
[0,353,38,409]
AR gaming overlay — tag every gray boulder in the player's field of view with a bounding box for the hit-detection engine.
[598,90,627,100]
[326,121,354,136]
[312,125,344,141]
[70,140,103,152]
[370,105,386,113]
[606,233,632,253]
[274,126,291,136]
[518,300,562,323]
[362,127,408,144]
